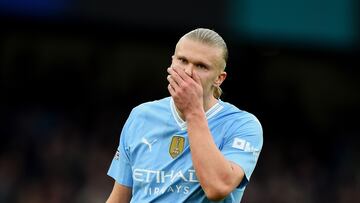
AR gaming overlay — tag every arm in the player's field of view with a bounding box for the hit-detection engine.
[167,67,245,200]
[186,108,244,201]
[106,181,132,203]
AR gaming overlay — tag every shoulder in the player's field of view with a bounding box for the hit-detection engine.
[219,101,261,125]
[121,97,171,140]
[132,97,171,111]
[129,97,171,118]
[218,101,263,139]
[218,102,263,152]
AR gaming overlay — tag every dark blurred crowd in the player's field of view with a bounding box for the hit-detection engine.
[1,109,115,203]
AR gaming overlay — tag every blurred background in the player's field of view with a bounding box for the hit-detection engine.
[0,0,359,202]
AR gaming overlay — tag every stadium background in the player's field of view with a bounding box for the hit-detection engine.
[0,0,359,202]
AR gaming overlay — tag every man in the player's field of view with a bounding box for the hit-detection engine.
[106,28,263,202]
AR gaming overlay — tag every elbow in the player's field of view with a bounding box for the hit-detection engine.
[199,163,245,201]
[203,183,233,201]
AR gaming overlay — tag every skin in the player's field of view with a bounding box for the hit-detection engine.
[107,37,245,202]
[106,182,131,203]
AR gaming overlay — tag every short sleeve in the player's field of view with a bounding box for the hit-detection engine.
[107,109,137,187]
[221,114,263,188]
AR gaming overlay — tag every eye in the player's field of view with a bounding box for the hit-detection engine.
[196,64,207,69]
[178,57,187,64]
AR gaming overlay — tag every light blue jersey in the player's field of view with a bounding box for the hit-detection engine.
[108,97,263,202]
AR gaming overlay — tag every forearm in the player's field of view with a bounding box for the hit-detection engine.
[106,182,132,203]
[186,110,240,200]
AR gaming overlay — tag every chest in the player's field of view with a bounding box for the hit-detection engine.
[129,126,189,168]
[128,123,227,170]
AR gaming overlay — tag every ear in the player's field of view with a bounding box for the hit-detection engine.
[214,71,227,87]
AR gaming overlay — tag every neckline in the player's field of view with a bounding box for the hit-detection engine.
[170,97,223,130]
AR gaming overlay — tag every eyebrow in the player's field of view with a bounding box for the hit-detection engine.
[176,55,212,68]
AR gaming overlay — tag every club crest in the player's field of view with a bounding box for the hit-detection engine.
[169,136,185,159]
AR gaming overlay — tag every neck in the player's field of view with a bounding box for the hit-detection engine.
[176,96,218,121]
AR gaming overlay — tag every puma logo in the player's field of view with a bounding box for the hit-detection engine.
[141,138,157,152]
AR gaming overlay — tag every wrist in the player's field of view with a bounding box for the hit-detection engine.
[185,109,206,122]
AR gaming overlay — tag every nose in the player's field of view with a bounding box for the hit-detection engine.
[183,64,193,76]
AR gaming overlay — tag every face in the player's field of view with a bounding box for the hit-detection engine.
[171,38,227,99]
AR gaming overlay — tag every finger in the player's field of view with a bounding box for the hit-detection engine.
[168,67,185,86]
[168,83,176,96]
[167,75,179,90]
[191,69,202,85]
[172,66,192,82]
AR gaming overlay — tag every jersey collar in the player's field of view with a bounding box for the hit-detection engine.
[170,97,224,130]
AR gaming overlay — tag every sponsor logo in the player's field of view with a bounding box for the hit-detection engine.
[169,136,185,158]
[232,137,260,157]
[141,137,157,152]
[133,168,198,196]
[145,185,190,195]
[133,168,198,183]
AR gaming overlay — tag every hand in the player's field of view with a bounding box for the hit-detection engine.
[167,66,204,118]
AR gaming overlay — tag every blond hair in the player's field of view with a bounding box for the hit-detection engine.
[182,28,228,98]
